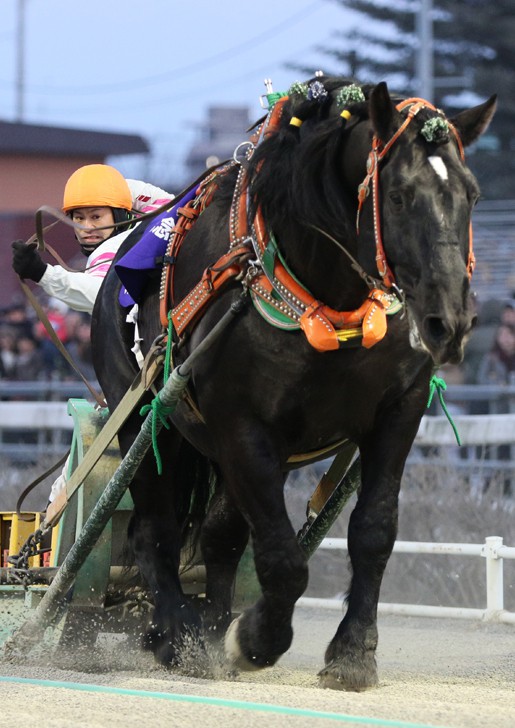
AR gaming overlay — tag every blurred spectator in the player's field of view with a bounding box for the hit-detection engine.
[12,335,46,381]
[0,296,97,383]
[476,322,515,494]
[500,299,515,326]
[0,327,17,379]
[65,315,96,382]
[462,297,502,387]
[0,301,34,339]
[33,297,70,344]
[477,323,515,387]
[63,310,86,343]
[33,297,71,377]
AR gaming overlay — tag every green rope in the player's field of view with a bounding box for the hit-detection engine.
[266,91,286,108]
[139,312,175,474]
[139,396,173,475]
[426,375,461,446]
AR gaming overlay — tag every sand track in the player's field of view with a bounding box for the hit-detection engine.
[1,608,514,728]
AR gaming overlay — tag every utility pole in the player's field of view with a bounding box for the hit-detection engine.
[15,0,27,122]
[416,0,434,102]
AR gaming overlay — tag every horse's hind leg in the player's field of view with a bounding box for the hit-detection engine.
[200,485,249,638]
[120,419,205,666]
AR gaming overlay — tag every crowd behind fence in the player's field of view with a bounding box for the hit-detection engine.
[0,381,514,475]
[1,293,515,472]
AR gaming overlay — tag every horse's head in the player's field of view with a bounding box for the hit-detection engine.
[362,82,497,365]
[246,76,496,364]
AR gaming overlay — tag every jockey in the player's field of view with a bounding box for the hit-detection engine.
[11,164,173,315]
[10,165,174,507]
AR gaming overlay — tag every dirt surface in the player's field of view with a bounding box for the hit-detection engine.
[1,607,514,728]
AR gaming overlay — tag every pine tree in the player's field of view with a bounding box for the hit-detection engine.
[295,0,514,198]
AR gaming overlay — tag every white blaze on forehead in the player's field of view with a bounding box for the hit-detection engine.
[428,155,448,181]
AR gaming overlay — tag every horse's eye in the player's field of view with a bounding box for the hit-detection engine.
[389,191,403,210]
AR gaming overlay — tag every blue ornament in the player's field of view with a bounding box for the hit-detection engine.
[307,80,328,103]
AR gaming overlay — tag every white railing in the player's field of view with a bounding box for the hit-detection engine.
[298,536,515,624]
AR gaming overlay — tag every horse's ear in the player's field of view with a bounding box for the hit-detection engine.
[369,82,403,141]
[450,95,497,147]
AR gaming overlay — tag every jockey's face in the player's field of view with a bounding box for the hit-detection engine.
[71,207,115,254]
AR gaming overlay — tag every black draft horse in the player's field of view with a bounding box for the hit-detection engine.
[92,77,496,690]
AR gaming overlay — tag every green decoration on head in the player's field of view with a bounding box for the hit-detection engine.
[420,116,450,143]
[288,81,309,99]
[266,92,285,108]
[336,84,365,108]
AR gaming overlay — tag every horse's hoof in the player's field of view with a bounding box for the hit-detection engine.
[318,657,378,692]
[224,616,262,672]
[142,624,162,652]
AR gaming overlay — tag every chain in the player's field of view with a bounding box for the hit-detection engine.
[6,523,52,587]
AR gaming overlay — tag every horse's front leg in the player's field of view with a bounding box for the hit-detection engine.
[320,408,423,691]
[219,425,309,670]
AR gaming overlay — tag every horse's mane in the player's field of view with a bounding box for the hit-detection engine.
[243,76,448,241]
[245,77,374,239]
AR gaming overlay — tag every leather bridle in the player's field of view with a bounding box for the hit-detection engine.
[356,97,474,290]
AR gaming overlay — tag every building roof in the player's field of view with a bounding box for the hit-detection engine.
[0,120,149,158]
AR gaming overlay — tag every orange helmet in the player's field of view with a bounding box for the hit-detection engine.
[62,164,132,213]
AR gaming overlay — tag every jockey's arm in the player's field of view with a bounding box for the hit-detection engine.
[37,228,135,314]
[38,266,103,314]
[126,179,174,214]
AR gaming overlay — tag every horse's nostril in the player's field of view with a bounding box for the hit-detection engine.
[424,316,449,343]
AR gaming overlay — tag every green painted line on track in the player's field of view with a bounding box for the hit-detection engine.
[0,675,449,728]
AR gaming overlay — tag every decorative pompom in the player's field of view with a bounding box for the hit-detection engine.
[288,81,309,99]
[420,116,450,143]
[336,84,365,108]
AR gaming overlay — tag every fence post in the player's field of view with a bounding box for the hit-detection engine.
[483,536,504,618]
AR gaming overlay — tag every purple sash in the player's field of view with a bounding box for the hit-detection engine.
[116,186,197,306]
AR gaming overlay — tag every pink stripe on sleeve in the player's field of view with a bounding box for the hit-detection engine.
[138,198,171,213]
[87,251,116,279]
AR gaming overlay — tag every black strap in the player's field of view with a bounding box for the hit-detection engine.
[15,450,70,519]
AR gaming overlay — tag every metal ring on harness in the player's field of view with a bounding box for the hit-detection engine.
[233,141,255,165]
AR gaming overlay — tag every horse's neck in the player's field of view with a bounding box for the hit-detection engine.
[276,224,369,311]
[275,125,373,310]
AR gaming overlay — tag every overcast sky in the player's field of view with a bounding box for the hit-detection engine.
[0,0,355,185]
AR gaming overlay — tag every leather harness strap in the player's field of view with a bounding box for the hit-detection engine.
[170,245,253,336]
[229,174,398,351]
[160,203,201,327]
[160,166,234,329]
[166,94,401,352]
